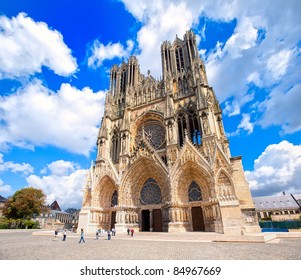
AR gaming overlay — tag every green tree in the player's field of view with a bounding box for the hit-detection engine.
[3,187,46,219]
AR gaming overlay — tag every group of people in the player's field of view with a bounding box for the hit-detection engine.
[54,227,135,243]
[53,229,67,241]
[127,227,135,237]
[95,227,116,240]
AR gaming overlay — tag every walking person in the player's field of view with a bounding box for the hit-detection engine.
[79,228,85,243]
[127,228,130,236]
[130,228,134,237]
[53,229,58,241]
[107,229,111,240]
[112,227,116,236]
[62,229,67,241]
[96,229,99,240]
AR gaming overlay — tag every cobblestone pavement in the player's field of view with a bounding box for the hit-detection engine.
[0,230,301,260]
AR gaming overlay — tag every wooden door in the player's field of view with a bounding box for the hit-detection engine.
[153,209,163,232]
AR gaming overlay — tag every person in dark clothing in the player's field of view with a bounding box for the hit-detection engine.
[62,229,67,241]
[79,228,85,243]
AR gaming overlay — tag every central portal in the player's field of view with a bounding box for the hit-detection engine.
[141,209,163,232]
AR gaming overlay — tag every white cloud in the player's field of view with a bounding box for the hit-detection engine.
[245,141,301,196]
[47,160,78,176]
[237,114,254,134]
[26,160,86,209]
[0,80,106,155]
[223,17,258,59]
[0,13,77,78]
[88,39,134,68]
[0,153,34,175]
[0,179,12,196]
[266,49,294,81]
[259,83,301,134]
[223,100,241,117]
[226,113,254,137]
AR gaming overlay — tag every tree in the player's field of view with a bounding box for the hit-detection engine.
[3,187,47,219]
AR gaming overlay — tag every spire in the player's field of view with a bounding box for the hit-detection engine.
[98,117,108,139]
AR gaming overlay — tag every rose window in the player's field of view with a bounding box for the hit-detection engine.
[140,178,162,205]
[135,120,166,150]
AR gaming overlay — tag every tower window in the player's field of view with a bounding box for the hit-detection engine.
[111,130,120,163]
[177,106,202,146]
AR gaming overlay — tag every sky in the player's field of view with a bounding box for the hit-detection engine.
[0,0,301,211]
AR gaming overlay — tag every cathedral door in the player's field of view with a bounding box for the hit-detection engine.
[142,210,150,231]
[153,209,163,232]
[110,211,116,230]
[191,207,205,231]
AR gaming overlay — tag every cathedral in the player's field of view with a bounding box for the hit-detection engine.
[78,31,260,235]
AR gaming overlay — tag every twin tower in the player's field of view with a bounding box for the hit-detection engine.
[78,31,260,235]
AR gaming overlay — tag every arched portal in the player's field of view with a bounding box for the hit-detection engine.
[119,157,170,232]
[140,178,163,232]
[172,161,217,232]
[92,175,118,230]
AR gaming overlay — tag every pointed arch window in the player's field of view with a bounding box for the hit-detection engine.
[177,110,187,146]
[182,76,188,95]
[140,178,162,205]
[111,190,118,207]
[188,181,202,202]
[111,130,120,163]
[175,47,185,72]
[177,105,202,146]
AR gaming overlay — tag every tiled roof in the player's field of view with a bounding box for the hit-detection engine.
[253,194,301,211]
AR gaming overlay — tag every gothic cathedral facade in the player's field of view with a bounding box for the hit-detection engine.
[78,31,260,234]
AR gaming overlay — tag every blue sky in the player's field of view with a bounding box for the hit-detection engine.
[0,0,301,210]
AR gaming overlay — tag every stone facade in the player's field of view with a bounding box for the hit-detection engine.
[78,31,260,235]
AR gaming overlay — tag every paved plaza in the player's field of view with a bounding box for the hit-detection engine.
[0,229,301,260]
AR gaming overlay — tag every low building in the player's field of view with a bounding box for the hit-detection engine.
[33,201,79,230]
[253,193,301,221]
[0,195,7,217]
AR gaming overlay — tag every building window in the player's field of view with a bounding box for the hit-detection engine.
[111,190,118,207]
[188,181,202,202]
[140,178,162,205]
[135,120,166,150]
[175,47,185,72]
[177,106,202,146]
[111,130,120,163]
